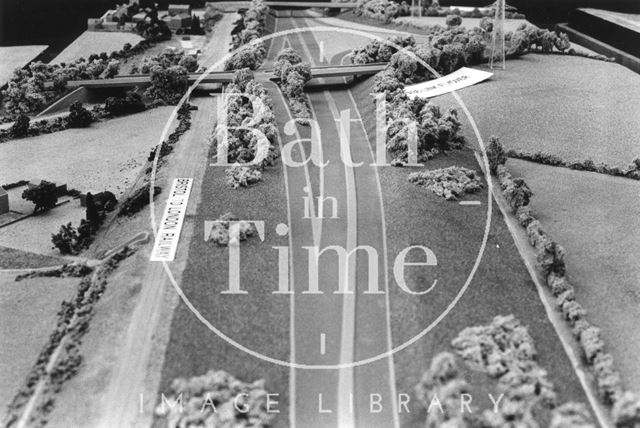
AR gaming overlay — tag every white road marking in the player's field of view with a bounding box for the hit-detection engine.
[320,333,327,355]
[459,200,482,205]
[346,88,401,428]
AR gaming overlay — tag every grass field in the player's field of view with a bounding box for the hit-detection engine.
[155,130,291,427]
[351,78,590,427]
[52,31,144,64]
[507,158,640,389]
[0,246,64,269]
[428,54,640,168]
[0,106,174,198]
[0,273,78,418]
[0,45,48,87]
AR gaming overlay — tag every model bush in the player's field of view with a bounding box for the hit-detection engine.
[452,315,557,423]
[104,90,146,116]
[224,0,269,71]
[206,213,256,246]
[613,391,640,427]
[10,114,31,138]
[550,402,595,428]
[66,101,93,128]
[445,14,462,27]
[274,48,312,124]
[486,136,507,175]
[145,65,189,104]
[226,164,263,188]
[414,352,482,427]
[212,70,279,168]
[408,166,482,201]
[156,369,275,427]
[22,180,58,213]
[118,185,161,217]
[382,91,464,163]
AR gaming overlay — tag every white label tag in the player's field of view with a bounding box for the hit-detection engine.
[150,178,193,262]
[404,67,493,99]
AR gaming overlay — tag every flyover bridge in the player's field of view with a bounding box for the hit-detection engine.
[49,63,387,90]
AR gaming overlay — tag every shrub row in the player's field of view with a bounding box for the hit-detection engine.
[273,48,312,124]
[487,137,640,426]
[117,184,161,217]
[147,102,195,165]
[3,247,135,427]
[224,0,269,71]
[508,149,640,181]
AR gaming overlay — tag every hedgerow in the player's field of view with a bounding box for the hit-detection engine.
[117,184,161,217]
[488,135,635,421]
[507,149,640,181]
[156,370,275,427]
[274,48,312,124]
[147,102,195,165]
[408,166,482,200]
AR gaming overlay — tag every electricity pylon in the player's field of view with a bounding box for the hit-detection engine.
[489,0,506,70]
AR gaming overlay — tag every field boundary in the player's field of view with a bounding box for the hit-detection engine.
[475,151,612,428]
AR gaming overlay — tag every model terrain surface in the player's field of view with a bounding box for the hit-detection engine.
[0,1,639,427]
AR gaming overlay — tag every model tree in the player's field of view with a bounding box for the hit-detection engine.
[22,181,58,213]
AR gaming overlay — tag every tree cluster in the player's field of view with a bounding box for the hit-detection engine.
[22,181,58,213]
[212,69,279,171]
[118,184,161,217]
[1,40,153,118]
[104,90,146,116]
[224,0,269,71]
[155,369,275,426]
[51,191,117,255]
[354,24,574,92]
[137,50,200,74]
[381,90,464,164]
[274,48,312,124]
[66,101,94,128]
[452,314,559,425]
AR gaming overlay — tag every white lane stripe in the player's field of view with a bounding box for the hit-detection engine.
[346,89,401,428]
[459,200,482,205]
[270,18,297,428]
[333,96,358,428]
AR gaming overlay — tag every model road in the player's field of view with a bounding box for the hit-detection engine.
[268,16,400,428]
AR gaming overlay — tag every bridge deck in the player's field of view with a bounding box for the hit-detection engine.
[52,64,386,89]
